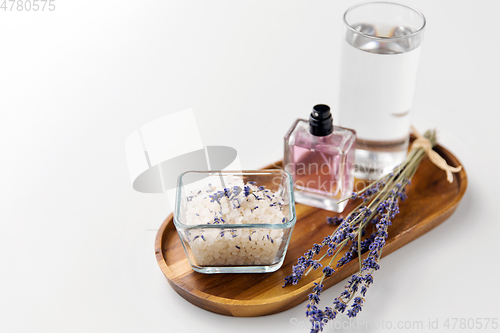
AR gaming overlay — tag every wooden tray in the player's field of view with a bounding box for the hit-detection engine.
[155,143,467,317]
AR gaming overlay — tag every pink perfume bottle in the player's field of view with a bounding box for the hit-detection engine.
[284,104,356,212]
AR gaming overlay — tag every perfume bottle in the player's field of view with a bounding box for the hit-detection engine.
[284,104,356,212]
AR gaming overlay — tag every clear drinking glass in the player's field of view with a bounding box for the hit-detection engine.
[338,2,425,180]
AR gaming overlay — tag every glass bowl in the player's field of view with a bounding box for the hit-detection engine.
[173,170,296,273]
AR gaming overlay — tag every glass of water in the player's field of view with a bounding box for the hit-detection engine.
[338,2,426,180]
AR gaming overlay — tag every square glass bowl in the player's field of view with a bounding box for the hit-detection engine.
[173,170,296,273]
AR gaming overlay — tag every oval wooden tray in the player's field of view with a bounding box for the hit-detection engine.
[155,143,467,317]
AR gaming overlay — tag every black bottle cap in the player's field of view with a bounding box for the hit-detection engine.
[309,104,333,136]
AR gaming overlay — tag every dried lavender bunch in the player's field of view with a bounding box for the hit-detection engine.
[283,130,438,333]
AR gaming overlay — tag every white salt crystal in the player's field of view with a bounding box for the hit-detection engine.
[184,179,288,266]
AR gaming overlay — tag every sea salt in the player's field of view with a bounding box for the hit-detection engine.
[184,179,287,266]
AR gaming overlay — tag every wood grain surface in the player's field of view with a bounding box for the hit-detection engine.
[155,142,467,317]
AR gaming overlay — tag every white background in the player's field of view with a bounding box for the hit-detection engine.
[1,0,499,332]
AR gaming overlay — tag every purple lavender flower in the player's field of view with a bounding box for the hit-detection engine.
[312,260,322,270]
[326,216,342,225]
[312,243,322,254]
[364,274,374,285]
[347,297,363,318]
[322,266,334,277]
[243,186,252,197]
[333,298,347,313]
[308,292,321,305]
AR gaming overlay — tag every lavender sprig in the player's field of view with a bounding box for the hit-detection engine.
[283,130,438,332]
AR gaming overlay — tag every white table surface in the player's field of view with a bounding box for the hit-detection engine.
[1,1,499,332]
